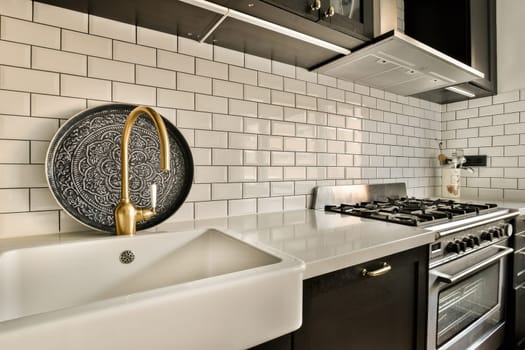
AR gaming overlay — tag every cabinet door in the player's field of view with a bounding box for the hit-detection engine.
[319,0,374,39]
[294,246,428,350]
[261,0,319,21]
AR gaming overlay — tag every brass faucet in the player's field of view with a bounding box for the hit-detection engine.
[114,106,170,235]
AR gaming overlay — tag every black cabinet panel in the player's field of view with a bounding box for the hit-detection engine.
[261,0,319,21]
[249,333,292,350]
[294,246,428,350]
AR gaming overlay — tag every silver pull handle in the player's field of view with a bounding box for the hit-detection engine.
[362,262,391,277]
[324,5,335,18]
[432,245,513,284]
[310,0,321,11]
[150,183,157,211]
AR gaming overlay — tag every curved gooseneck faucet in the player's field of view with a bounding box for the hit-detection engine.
[114,106,170,235]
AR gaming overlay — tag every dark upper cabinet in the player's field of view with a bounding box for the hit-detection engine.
[259,0,374,40]
[405,0,497,103]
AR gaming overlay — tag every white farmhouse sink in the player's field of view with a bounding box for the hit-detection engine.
[0,229,304,350]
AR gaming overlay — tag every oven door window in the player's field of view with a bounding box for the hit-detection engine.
[437,262,500,347]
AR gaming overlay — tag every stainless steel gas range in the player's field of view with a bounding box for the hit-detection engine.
[313,183,519,350]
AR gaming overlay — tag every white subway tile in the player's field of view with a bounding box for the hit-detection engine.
[317,153,336,166]
[259,72,283,90]
[195,201,227,220]
[229,66,257,85]
[244,150,270,166]
[177,73,211,94]
[196,59,228,79]
[34,2,87,31]
[468,96,492,108]
[0,189,28,213]
[89,15,135,42]
[284,196,305,210]
[178,37,212,59]
[112,82,156,105]
[271,121,295,136]
[258,197,283,213]
[337,79,353,91]
[243,182,269,198]
[30,141,49,164]
[1,17,59,48]
[229,199,256,216]
[212,183,242,200]
[307,139,327,152]
[212,114,243,132]
[62,30,112,58]
[327,87,345,102]
[212,149,243,165]
[283,167,306,180]
[32,47,87,75]
[213,45,243,66]
[318,74,337,87]
[283,137,306,152]
[258,104,283,120]
[0,164,46,188]
[0,211,59,238]
[177,110,212,129]
[0,140,28,163]
[157,89,194,110]
[0,115,58,140]
[0,66,58,94]
[195,94,227,113]
[307,167,326,180]
[317,125,336,139]
[244,85,270,103]
[157,50,194,73]
[284,78,306,94]
[258,135,283,151]
[30,188,60,210]
[136,65,175,88]
[165,202,194,223]
[307,82,327,98]
[114,41,156,66]
[229,99,257,118]
[284,108,306,123]
[186,183,211,202]
[229,133,258,150]
[505,101,525,113]
[505,145,525,156]
[318,99,337,114]
[229,166,257,182]
[60,75,111,101]
[296,67,317,83]
[136,26,177,51]
[213,80,243,99]
[0,90,30,115]
[245,53,270,72]
[296,124,316,138]
[271,90,295,107]
[505,168,525,178]
[0,40,30,67]
[271,182,294,196]
[258,167,283,181]
[272,61,295,78]
[195,130,227,148]
[296,95,317,110]
[296,153,316,166]
[191,148,211,165]
[244,118,270,135]
[194,166,227,183]
[295,180,316,195]
[271,151,294,166]
[491,178,517,189]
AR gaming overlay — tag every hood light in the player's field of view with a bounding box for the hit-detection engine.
[445,86,476,98]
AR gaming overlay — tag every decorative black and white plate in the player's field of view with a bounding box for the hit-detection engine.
[46,104,193,233]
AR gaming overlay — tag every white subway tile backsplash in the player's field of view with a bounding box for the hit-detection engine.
[191,148,211,165]
[244,118,270,135]
[194,166,227,183]
[0,40,30,67]
[229,99,257,118]
[258,197,283,213]
[29,188,60,211]
[196,59,228,80]
[213,114,243,132]
[177,110,212,129]
[178,37,212,60]
[245,54,270,73]
[157,50,194,73]
[157,89,194,110]
[229,198,256,216]
[213,80,243,99]
[0,189,28,213]
[0,115,58,140]
[306,82,327,98]
[89,15,135,42]
[195,130,227,148]
[1,16,59,49]
[0,140,29,163]
[229,166,257,182]
[259,72,283,90]
[212,183,242,200]
[213,46,243,66]
[244,150,270,166]
[112,82,156,105]
[229,66,257,85]
[195,94,227,113]
[212,149,243,165]
[0,66,58,94]
[32,47,86,75]
[177,73,211,94]
[137,27,177,52]
[195,201,227,220]
[243,182,270,198]
[296,94,317,110]
[0,90,29,115]
[30,141,50,164]
[114,41,156,66]
[62,30,112,58]
[136,65,176,89]
[272,61,295,78]
[61,74,111,100]
[0,211,59,238]
[0,164,46,188]
[258,135,283,151]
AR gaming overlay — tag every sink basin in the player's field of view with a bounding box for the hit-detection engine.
[0,229,304,349]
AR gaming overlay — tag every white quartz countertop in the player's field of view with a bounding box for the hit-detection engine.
[0,209,435,279]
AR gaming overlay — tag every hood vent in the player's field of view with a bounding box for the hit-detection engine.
[314,30,484,96]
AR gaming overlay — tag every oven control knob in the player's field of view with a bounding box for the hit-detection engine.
[490,228,500,238]
[501,223,513,236]
[456,240,467,251]
[446,242,461,254]
[462,237,475,248]
[480,230,492,242]
[469,234,480,246]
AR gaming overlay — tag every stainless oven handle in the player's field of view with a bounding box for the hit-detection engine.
[432,245,513,284]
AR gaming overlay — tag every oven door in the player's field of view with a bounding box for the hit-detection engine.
[428,243,513,350]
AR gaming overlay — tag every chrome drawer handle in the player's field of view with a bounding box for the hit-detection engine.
[362,262,391,277]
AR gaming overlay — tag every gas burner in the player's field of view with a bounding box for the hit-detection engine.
[324,198,499,226]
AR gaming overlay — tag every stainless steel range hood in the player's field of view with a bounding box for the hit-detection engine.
[314,30,484,96]
[314,0,485,97]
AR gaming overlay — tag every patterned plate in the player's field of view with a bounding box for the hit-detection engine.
[46,104,193,233]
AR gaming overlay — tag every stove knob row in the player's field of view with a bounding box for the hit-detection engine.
[446,241,461,254]
[480,230,493,242]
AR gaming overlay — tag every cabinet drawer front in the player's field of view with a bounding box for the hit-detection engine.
[515,247,525,286]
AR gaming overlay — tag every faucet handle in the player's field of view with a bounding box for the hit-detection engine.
[150,183,157,211]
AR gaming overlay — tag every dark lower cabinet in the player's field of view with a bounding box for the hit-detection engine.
[294,245,428,350]
[252,245,428,350]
